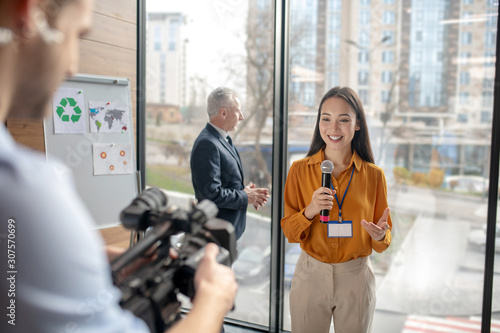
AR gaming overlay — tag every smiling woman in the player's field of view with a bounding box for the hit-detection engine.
[281,86,392,333]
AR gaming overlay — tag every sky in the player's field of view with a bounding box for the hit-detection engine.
[145,0,249,91]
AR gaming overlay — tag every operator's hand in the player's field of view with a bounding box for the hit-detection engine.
[193,243,237,316]
[303,187,336,220]
[361,207,391,241]
[244,182,270,211]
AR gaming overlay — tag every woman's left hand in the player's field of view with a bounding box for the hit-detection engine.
[361,207,390,241]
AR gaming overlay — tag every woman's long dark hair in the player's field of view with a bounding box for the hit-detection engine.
[306,86,374,164]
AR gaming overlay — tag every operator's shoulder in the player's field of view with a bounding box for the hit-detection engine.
[0,145,72,187]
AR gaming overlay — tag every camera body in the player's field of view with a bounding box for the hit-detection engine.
[111,188,237,333]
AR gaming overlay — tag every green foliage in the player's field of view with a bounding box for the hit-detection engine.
[146,165,194,195]
[393,166,410,183]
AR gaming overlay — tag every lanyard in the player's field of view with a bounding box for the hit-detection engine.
[330,166,354,222]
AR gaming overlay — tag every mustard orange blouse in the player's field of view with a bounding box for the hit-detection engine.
[281,149,392,263]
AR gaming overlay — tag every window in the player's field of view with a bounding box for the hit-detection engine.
[485,31,496,47]
[359,50,369,64]
[358,89,369,105]
[383,11,395,25]
[462,11,473,25]
[381,90,391,103]
[461,31,472,45]
[416,30,423,42]
[382,30,395,44]
[382,50,394,63]
[459,72,470,85]
[360,10,370,25]
[459,91,470,104]
[482,91,493,107]
[382,71,393,84]
[481,110,493,123]
[358,70,369,85]
[484,51,496,66]
[140,0,500,331]
[458,113,469,122]
[146,0,274,328]
[359,29,371,46]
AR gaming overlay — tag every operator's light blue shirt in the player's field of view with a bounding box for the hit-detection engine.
[0,124,149,333]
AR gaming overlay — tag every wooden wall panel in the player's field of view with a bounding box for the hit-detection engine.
[5,118,46,152]
[99,225,131,248]
[84,13,136,50]
[93,1,136,24]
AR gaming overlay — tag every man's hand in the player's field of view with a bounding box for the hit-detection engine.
[193,243,238,315]
[165,243,238,333]
[244,182,270,210]
[361,207,391,241]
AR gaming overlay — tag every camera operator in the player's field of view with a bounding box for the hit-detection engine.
[0,1,237,332]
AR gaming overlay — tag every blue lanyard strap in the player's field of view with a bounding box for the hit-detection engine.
[331,166,355,222]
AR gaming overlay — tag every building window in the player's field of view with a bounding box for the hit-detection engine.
[459,72,470,85]
[461,31,472,45]
[481,110,493,123]
[359,50,369,64]
[359,29,370,46]
[462,11,473,25]
[482,91,493,107]
[483,78,494,88]
[382,71,393,84]
[416,31,423,42]
[459,92,470,105]
[485,31,496,47]
[458,113,469,123]
[484,51,496,67]
[382,50,394,63]
[382,30,395,45]
[381,90,391,103]
[487,12,497,28]
[358,89,368,105]
[360,10,370,25]
[358,70,369,85]
[383,11,395,25]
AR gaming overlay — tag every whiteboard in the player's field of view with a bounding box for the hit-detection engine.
[44,74,138,228]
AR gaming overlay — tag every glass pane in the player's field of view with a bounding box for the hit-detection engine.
[145,0,274,328]
[493,194,500,330]
[284,0,498,332]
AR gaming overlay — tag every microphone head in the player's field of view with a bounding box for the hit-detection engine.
[321,160,334,173]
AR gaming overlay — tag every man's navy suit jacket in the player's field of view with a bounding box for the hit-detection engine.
[190,124,247,239]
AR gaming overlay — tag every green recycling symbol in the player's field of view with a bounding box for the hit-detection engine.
[56,97,82,123]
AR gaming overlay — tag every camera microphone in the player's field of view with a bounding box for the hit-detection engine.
[320,160,334,223]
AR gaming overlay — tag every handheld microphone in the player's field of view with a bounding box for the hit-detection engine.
[320,160,334,223]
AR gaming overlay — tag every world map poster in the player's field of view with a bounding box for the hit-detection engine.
[93,143,133,175]
[89,101,130,134]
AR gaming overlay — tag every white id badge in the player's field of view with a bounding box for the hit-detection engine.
[327,220,353,238]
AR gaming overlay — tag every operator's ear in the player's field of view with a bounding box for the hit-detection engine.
[14,0,40,37]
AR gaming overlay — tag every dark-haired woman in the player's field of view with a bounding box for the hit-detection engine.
[281,87,392,333]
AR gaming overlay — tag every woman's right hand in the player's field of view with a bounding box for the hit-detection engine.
[303,187,335,220]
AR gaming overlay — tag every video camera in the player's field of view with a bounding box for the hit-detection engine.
[111,188,238,333]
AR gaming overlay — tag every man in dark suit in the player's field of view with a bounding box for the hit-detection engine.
[191,87,270,239]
